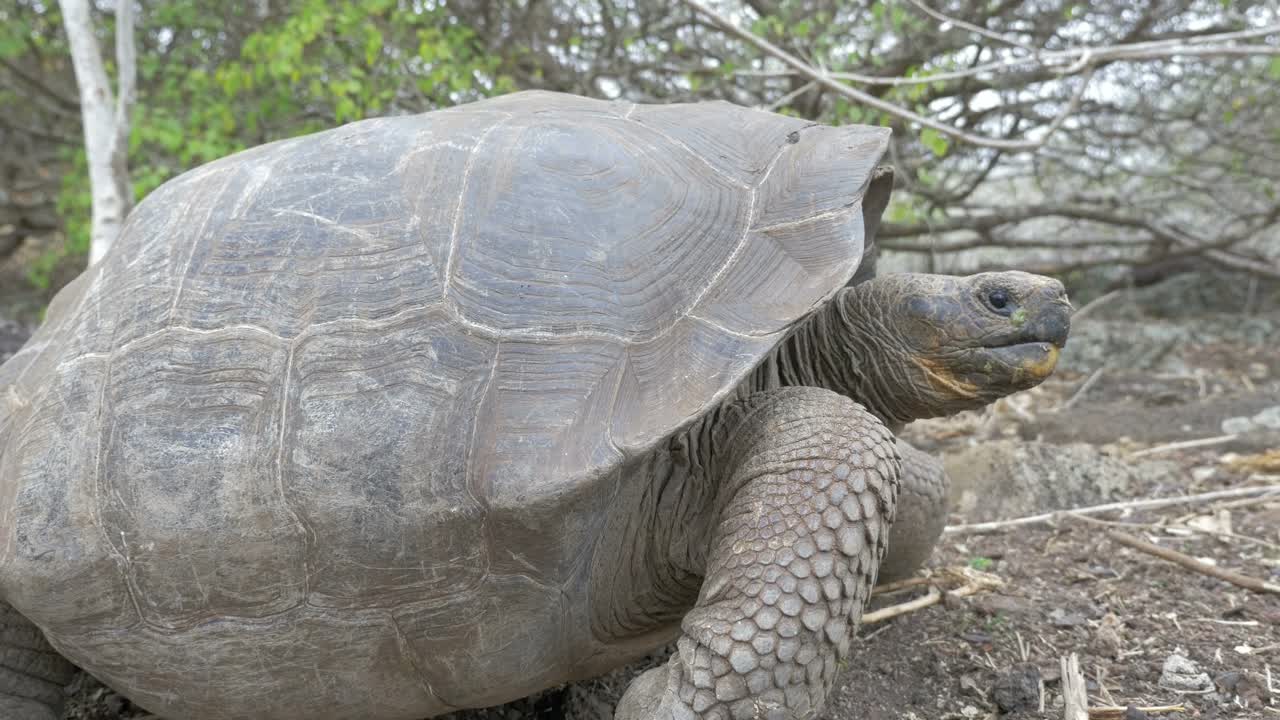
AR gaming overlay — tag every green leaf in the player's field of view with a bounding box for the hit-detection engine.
[920,127,950,157]
[889,5,907,29]
[968,557,994,571]
[1270,57,1280,81]
[364,26,384,65]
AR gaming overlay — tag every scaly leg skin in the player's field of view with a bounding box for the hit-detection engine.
[0,601,74,720]
[878,440,949,583]
[617,388,901,720]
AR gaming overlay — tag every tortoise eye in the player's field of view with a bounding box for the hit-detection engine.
[987,289,1010,311]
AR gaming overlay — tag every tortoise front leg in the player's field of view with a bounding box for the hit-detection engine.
[1,601,75,720]
[616,388,901,720]
[878,440,950,583]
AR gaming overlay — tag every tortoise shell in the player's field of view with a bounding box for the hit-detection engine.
[0,91,890,717]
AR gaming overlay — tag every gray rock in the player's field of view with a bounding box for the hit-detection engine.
[1221,405,1280,434]
[1158,654,1213,693]
[945,441,1177,523]
[1059,314,1280,375]
[1221,416,1256,434]
[1251,405,1280,430]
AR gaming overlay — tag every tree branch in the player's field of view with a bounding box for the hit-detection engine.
[727,24,1280,87]
[677,0,1094,151]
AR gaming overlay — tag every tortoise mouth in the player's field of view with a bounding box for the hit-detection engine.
[980,342,1061,383]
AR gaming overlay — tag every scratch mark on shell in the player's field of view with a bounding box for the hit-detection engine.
[274,342,315,597]
[169,169,237,322]
[273,208,374,241]
[442,114,514,298]
[389,613,455,711]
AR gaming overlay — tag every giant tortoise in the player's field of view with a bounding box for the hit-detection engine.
[0,91,1070,720]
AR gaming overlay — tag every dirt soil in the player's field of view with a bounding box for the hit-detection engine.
[18,270,1277,720]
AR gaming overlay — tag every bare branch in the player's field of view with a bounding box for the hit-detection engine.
[677,0,1095,150]
[903,0,1037,53]
[727,24,1280,87]
[760,79,814,111]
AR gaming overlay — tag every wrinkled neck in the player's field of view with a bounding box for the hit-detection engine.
[743,287,914,431]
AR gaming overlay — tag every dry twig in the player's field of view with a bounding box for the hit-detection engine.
[871,575,932,596]
[1105,529,1280,595]
[862,567,1002,623]
[1087,706,1185,718]
[1068,512,1280,553]
[861,585,943,624]
[1062,365,1106,410]
[1130,434,1239,458]
[760,79,816,111]
[1069,289,1122,322]
[944,485,1280,535]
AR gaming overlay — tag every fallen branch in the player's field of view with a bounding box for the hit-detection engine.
[1130,434,1239,458]
[944,485,1280,534]
[1105,529,1280,595]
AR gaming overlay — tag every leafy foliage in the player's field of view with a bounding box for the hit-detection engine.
[2,0,513,286]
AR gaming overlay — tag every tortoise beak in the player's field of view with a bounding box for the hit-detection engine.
[1028,300,1071,349]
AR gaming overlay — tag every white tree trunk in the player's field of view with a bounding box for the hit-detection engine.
[59,0,136,265]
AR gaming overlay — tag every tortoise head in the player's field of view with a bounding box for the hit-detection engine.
[840,271,1071,425]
